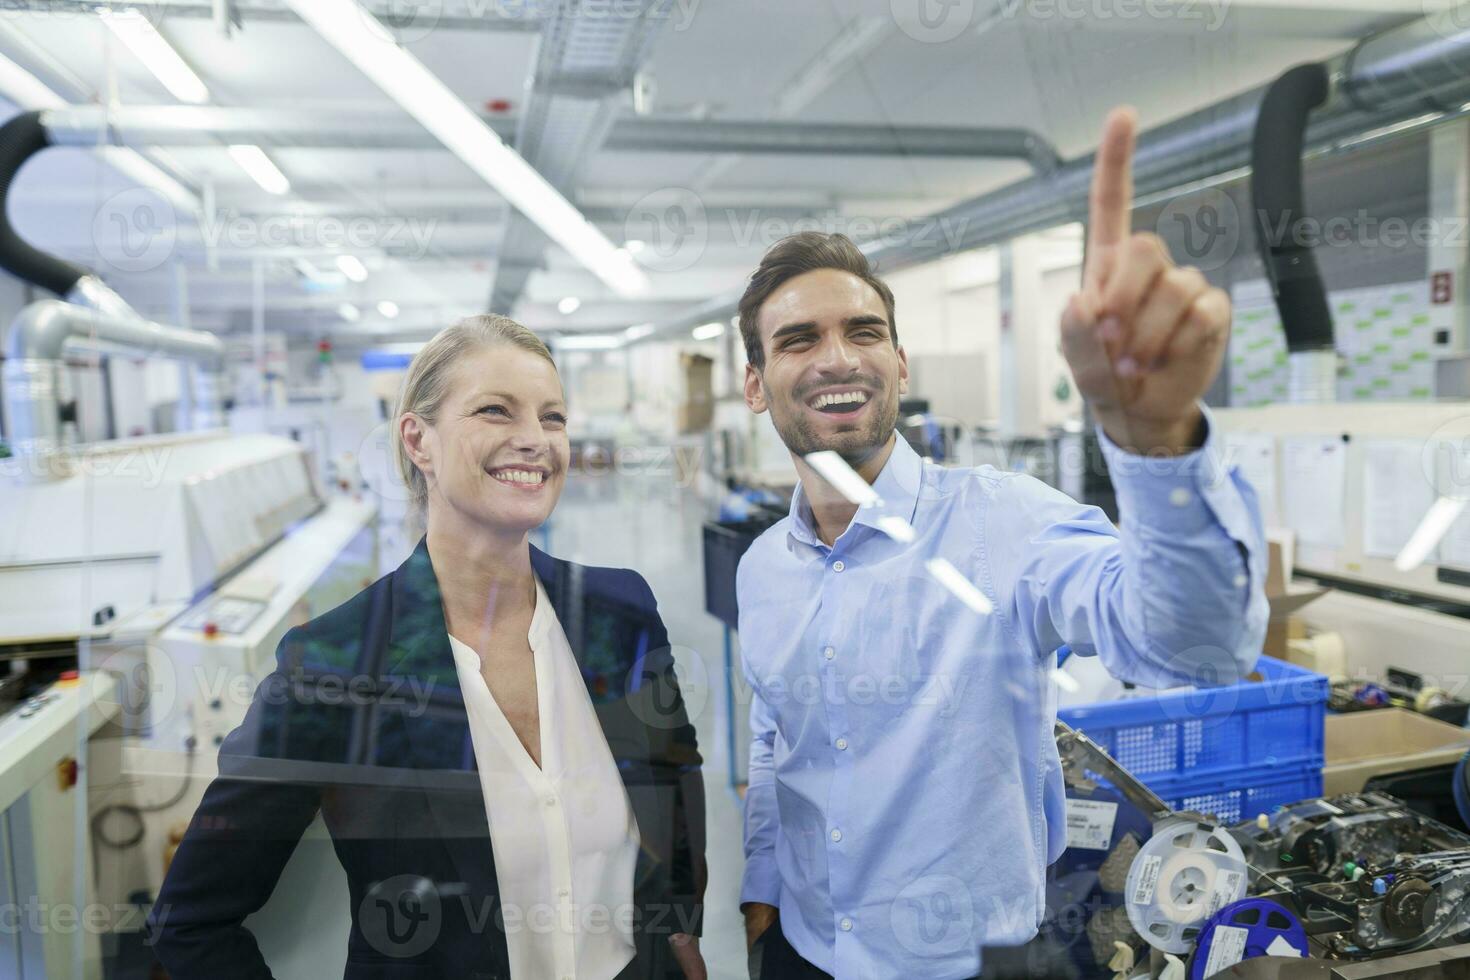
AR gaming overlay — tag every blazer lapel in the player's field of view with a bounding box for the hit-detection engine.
[378,538,499,922]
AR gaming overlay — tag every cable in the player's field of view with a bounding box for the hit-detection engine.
[91,736,197,851]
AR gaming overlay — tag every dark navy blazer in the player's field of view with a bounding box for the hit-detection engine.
[149,537,706,979]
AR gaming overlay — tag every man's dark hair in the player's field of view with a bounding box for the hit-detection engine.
[737,232,898,370]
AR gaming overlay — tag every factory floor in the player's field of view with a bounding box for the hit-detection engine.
[377,468,752,980]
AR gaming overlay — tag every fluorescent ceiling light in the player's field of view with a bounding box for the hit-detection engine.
[227,144,290,195]
[692,322,724,340]
[554,334,623,351]
[0,49,64,108]
[286,0,649,297]
[0,51,200,213]
[376,300,400,319]
[557,296,581,315]
[336,254,369,282]
[100,9,210,105]
[294,258,324,280]
[624,323,654,341]
[339,302,361,322]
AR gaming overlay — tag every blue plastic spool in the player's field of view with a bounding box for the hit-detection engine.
[1187,898,1308,980]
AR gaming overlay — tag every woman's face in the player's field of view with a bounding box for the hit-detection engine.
[412,344,570,536]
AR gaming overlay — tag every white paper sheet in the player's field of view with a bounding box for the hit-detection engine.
[1223,432,1278,524]
[1363,440,1438,559]
[1282,436,1347,549]
[1440,441,1470,570]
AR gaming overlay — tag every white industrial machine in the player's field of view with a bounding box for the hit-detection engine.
[0,108,379,978]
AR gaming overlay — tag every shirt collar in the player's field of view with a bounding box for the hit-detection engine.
[788,434,925,548]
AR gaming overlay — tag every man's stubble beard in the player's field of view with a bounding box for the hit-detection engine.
[769,388,900,465]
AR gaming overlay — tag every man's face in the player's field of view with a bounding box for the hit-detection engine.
[744,268,908,464]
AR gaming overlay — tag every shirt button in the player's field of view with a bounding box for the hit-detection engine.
[1233,573,1247,588]
[544,795,558,807]
[1169,487,1192,508]
[823,646,835,661]
[840,917,853,931]
[830,828,842,842]
[835,738,848,750]
[832,560,845,572]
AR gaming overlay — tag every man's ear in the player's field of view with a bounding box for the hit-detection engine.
[897,344,910,396]
[744,363,768,414]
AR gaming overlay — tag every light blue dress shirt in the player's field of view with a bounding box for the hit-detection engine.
[736,409,1268,980]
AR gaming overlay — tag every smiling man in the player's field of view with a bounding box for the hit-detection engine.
[733,109,1269,980]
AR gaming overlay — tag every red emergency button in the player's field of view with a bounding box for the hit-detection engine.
[203,622,220,638]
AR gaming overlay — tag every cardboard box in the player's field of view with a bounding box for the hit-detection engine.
[1324,708,1470,795]
[1264,534,1329,660]
[677,353,714,434]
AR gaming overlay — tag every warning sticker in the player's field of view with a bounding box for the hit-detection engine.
[1066,799,1119,851]
[1132,855,1163,906]
[1202,924,1249,977]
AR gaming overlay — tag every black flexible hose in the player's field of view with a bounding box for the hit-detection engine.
[0,110,88,296]
[1250,63,1335,353]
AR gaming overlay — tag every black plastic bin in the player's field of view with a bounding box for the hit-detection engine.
[702,512,782,629]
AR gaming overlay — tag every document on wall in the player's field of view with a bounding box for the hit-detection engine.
[1281,436,1347,550]
[1223,433,1278,524]
[1439,440,1470,570]
[1363,440,1437,559]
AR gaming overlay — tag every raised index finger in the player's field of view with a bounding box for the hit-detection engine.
[1084,106,1139,285]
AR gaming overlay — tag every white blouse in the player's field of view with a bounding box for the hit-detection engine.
[446,576,641,980]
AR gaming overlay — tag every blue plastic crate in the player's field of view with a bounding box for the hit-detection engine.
[1058,655,1327,784]
[1151,764,1324,825]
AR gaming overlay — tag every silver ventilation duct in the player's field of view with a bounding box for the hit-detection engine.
[633,6,1470,345]
[0,110,226,479]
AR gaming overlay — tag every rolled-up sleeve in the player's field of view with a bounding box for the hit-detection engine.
[987,404,1268,688]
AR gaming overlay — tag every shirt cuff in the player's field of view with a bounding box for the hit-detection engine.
[740,855,783,908]
[1096,403,1233,535]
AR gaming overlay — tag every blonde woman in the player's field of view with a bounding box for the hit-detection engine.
[152,315,707,980]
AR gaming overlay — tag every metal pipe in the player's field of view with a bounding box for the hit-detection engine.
[633,5,1470,345]
[3,301,226,478]
[39,106,1062,169]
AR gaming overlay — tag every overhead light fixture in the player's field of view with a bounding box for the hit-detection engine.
[624,323,654,341]
[0,51,200,212]
[554,334,623,351]
[376,300,400,319]
[227,144,290,195]
[692,322,724,341]
[335,254,369,282]
[99,9,210,104]
[294,258,324,280]
[624,239,646,254]
[286,0,649,297]
[338,302,361,322]
[557,296,581,315]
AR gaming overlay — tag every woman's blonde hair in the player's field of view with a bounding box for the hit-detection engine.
[391,314,556,515]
